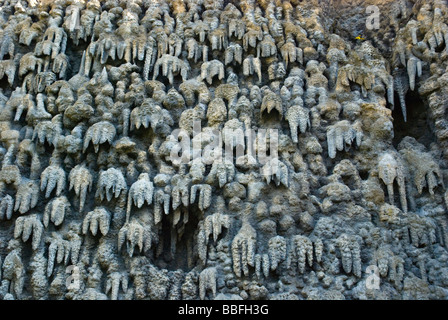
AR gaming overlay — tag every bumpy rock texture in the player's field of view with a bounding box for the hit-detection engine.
[0,0,448,300]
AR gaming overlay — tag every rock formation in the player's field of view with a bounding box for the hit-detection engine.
[0,0,447,300]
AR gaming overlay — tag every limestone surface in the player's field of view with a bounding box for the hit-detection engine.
[0,0,447,300]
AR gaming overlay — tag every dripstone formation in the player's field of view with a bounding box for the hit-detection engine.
[0,0,448,300]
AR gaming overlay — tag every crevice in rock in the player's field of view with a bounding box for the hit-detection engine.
[392,90,435,148]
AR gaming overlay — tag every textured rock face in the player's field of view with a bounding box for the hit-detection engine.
[0,0,448,300]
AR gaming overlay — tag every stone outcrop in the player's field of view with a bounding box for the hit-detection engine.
[0,0,447,300]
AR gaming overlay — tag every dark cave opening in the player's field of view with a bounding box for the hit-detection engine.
[154,206,202,271]
[0,76,10,92]
[434,42,446,53]
[392,90,435,148]
[155,74,189,91]
[260,109,283,125]
[65,38,89,79]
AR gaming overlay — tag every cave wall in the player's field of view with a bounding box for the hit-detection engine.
[0,0,447,300]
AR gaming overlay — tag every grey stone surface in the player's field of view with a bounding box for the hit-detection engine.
[0,0,447,300]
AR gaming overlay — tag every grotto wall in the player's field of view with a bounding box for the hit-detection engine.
[0,0,447,300]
